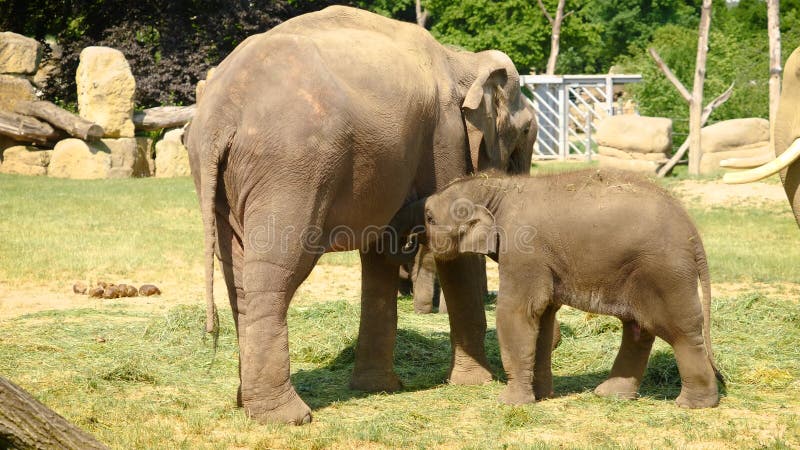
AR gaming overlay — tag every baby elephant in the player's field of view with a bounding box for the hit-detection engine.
[423,169,722,409]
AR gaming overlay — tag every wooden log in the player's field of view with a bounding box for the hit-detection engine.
[0,110,61,145]
[0,376,108,449]
[14,100,104,140]
[133,105,196,131]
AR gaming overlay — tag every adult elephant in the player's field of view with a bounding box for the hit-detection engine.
[725,46,800,225]
[185,6,536,425]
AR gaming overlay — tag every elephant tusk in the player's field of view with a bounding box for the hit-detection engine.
[723,137,800,184]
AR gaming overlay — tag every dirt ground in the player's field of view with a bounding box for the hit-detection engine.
[1,178,795,320]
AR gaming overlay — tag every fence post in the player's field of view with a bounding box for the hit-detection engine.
[585,109,592,161]
[558,82,567,160]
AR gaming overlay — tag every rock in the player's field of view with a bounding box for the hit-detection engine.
[595,115,673,154]
[0,74,36,111]
[48,137,152,179]
[597,146,667,162]
[699,145,772,175]
[136,136,155,176]
[597,154,661,174]
[93,138,151,178]
[0,145,51,176]
[700,118,770,153]
[76,47,136,138]
[155,132,190,177]
[0,32,41,74]
[48,138,110,179]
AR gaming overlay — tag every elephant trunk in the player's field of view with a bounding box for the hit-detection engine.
[724,47,800,232]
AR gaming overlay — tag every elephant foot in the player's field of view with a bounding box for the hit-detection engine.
[594,377,640,400]
[675,387,719,409]
[413,303,433,314]
[448,365,492,385]
[243,390,312,425]
[533,384,554,401]
[349,369,403,392]
[499,383,536,405]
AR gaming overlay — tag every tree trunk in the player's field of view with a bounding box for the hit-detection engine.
[14,100,104,140]
[133,105,196,131]
[415,0,429,28]
[0,376,108,449]
[0,110,62,145]
[688,0,713,175]
[768,0,782,127]
[537,0,568,75]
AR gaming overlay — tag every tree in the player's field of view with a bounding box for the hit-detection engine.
[536,0,572,74]
[768,0,782,126]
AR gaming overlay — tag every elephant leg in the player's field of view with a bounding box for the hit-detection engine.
[238,208,322,425]
[437,254,492,385]
[217,210,245,407]
[412,247,436,314]
[655,288,718,408]
[595,320,655,400]
[533,305,559,400]
[350,248,403,392]
[496,269,551,405]
[440,255,485,314]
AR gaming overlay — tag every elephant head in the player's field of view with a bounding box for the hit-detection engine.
[462,50,536,176]
[724,47,800,228]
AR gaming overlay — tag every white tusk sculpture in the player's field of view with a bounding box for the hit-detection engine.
[723,137,800,184]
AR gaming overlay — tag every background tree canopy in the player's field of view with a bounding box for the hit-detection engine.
[1,0,798,130]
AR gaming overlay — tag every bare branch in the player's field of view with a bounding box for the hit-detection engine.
[657,82,734,177]
[688,0,712,175]
[415,0,429,28]
[536,0,554,25]
[648,48,692,103]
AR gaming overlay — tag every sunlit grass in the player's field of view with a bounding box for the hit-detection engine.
[1,172,799,448]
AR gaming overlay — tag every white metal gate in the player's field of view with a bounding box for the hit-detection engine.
[520,74,642,160]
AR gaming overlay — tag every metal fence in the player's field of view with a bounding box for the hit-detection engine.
[520,74,643,160]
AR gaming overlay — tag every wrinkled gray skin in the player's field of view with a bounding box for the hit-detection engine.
[774,48,800,228]
[423,169,722,408]
[185,6,535,425]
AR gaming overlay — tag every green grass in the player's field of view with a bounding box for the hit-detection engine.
[1,173,799,448]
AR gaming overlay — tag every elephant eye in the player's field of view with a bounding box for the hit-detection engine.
[426,211,436,225]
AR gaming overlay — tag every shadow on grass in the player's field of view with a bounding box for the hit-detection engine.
[292,326,711,409]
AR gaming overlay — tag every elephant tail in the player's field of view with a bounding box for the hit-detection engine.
[694,233,724,385]
[200,128,235,340]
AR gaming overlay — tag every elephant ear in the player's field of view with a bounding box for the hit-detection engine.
[463,67,509,173]
[457,205,498,255]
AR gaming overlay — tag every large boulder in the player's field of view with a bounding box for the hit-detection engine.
[595,115,673,154]
[0,74,36,111]
[597,154,662,174]
[699,145,772,175]
[0,146,51,176]
[48,139,110,179]
[155,128,190,177]
[597,146,667,162]
[0,32,41,74]
[700,118,770,153]
[91,138,152,178]
[136,136,155,176]
[76,47,136,138]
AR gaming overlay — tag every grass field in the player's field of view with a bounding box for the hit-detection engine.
[1,170,799,449]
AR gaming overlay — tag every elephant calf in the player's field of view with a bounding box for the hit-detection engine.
[422,169,723,408]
